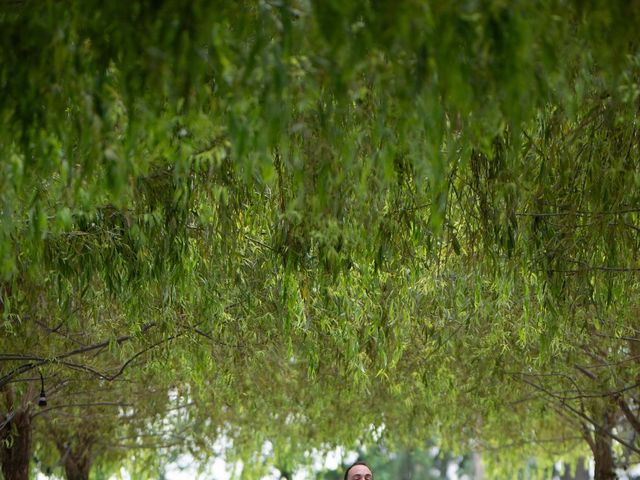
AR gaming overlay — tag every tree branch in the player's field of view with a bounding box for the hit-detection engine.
[0,323,157,388]
[617,397,640,435]
[516,376,640,454]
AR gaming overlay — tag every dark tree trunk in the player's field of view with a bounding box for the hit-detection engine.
[58,438,93,480]
[63,452,92,480]
[593,414,616,480]
[277,466,291,480]
[0,409,32,480]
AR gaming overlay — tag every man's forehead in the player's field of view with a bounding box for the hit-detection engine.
[349,465,372,477]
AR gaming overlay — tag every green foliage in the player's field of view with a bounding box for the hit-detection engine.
[1,1,639,478]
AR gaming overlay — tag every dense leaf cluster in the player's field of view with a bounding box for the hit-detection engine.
[1,1,639,479]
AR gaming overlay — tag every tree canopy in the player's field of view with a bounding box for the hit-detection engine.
[1,1,640,479]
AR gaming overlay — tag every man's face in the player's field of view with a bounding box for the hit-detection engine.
[348,465,373,480]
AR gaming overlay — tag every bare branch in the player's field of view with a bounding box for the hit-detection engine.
[617,397,640,435]
[516,376,640,454]
[0,323,157,388]
[516,208,640,217]
[32,402,134,418]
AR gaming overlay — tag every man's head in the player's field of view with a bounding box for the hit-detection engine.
[344,461,373,480]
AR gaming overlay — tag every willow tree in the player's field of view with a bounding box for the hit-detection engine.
[440,89,640,478]
[2,1,640,479]
[32,370,199,480]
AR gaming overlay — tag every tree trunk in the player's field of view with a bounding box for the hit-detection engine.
[0,409,33,480]
[472,451,484,480]
[574,457,589,480]
[564,458,589,480]
[400,450,413,480]
[593,418,616,480]
[57,438,93,480]
[278,469,291,480]
[63,451,92,480]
